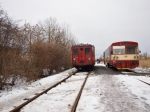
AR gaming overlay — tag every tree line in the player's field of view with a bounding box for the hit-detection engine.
[0,6,77,90]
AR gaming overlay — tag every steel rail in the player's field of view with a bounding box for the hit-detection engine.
[71,72,90,112]
[122,70,150,76]
[137,79,150,86]
[10,72,76,112]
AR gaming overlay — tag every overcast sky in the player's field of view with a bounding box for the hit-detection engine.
[0,0,150,57]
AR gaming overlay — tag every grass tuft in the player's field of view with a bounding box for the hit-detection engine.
[139,59,150,68]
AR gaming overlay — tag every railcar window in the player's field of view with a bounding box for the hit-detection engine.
[126,46,137,54]
[105,49,110,56]
[113,46,125,54]
[74,48,78,55]
[85,48,90,54]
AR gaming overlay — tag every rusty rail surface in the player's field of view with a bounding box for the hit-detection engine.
[10,72,76,112]
[71,72,90,112]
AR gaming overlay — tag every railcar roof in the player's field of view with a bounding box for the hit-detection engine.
[111,41,138,45]
[72,44,94,47]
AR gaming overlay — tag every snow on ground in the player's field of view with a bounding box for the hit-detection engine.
[76,72,102,112]
[133,67,150,73]
[77,73,150,112]
[136,76,150,83]
[115,75,150,105]
[1,63,150,112]
[21,72,88,112]
[0,68,77,112]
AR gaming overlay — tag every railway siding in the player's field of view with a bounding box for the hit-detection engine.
[0,68,77,112]
[20,72,89,112]
[1,65,150,112]
[10,73,74,112]
[86,74,150,112]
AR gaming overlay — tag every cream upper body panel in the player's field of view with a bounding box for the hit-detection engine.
[111,54,139,60]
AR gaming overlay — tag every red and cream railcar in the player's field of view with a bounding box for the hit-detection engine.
[71,44,95,70]
[103,41,140,70]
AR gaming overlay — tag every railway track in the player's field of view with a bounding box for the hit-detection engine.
[10,71,90,112]
[137,79,150,86]
[10,72,75,112]
[71,72,90,112]
[119,69,150,76]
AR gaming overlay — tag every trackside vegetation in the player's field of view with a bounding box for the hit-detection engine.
[0,6,77,90]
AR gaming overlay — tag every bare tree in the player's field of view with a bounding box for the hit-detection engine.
[0,6,23,89]
[0,5,78,90]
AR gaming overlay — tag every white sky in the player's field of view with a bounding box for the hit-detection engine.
[0,0,150,57]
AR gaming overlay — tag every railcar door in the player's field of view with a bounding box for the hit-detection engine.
[85,47,91,65]
[78,47,85,65]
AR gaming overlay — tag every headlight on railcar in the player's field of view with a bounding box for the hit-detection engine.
[73,58,76,61]
[134,56,139,59]
[88,57,91,60]
[113,56,118,59]
[113,56,115,59]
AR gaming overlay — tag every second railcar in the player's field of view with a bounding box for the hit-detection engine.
[71,44,95,70]
[103,41,140,70]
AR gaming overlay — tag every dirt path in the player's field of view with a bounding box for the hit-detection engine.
[94,66,122,75]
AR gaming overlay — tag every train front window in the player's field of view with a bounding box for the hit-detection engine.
[126,46,138,54]
[85,48,90,55]
[74,48,78,55]
[113,46,125,54]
